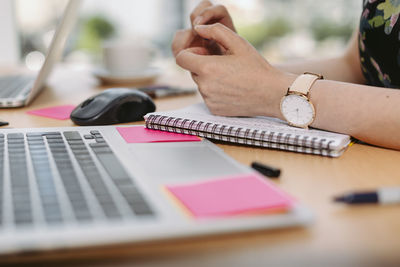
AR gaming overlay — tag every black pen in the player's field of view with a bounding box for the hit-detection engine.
[0,120,9,127]
[251,161,281,178]
[334,187,400,204]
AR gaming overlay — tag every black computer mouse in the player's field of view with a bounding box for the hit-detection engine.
[70,88,156,126]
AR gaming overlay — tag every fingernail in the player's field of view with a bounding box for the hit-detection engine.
[193,16,203,25]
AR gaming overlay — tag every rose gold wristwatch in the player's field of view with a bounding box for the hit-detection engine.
[280,72,323,129]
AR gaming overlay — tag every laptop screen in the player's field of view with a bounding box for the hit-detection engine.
[0,0,20,66]
[26,0,81,104]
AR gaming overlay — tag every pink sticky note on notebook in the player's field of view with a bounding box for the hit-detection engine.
[166,173,295,218]
[27,105,76,120]
[116,126,201,143]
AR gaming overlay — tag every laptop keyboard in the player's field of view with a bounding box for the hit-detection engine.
[0,75,34,98]
[0,130,154,228]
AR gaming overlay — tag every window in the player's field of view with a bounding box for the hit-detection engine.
[14,0,361,69]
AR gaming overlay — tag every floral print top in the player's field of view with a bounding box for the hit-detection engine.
[359,0,400,88]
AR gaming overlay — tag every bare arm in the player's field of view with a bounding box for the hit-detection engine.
[307,78,400,150]
[173,2,400,150]
[176,24,400,150]
[271,72,400,150]
[273,30,400,149]
[275,29,366,84]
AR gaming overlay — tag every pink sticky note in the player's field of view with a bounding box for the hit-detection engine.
[116,126,201,143]
[166,174,294,218]
[27,105,76,120]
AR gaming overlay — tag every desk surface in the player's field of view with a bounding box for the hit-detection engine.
[1,65,400,266]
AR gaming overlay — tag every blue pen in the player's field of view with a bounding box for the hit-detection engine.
[334,187,400,204]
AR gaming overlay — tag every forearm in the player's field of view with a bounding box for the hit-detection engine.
[273,73,400,150]
[275,56,366,84]
[175,21,400,150]
[275,29,365,84]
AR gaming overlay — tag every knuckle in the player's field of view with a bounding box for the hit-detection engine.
[171,46,180,57]
[201,0,213,7]
[200,4,226,18]
[190,0,213,21]
[215,4,227,13]
[174,57,181,67]
[199,7,211,17]
[171,36,179,52]
[171,29,192,56]
[211,22,224,33]
[174,29,186,37]
[171,30,184,50]
[171,46,177,56]
[192,1,212,21]
[202,4,215,13]
[175,51,185,66]
[171,30,183,42]
[190,12,197,22]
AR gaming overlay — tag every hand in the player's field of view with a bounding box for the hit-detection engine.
[176,23,296,118]
[190,0,236,32]
[171,1,235,57]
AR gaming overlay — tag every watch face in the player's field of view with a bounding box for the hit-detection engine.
[280,94,315,128]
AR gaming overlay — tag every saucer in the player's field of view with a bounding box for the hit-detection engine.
[93,67,161,85]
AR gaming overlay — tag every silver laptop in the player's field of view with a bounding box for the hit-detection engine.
[0,0,80,108]
[0,125,312,255]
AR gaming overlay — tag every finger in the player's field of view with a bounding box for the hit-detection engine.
[190,0,213,26]
[204,39,226,55]
[193,5,230,26]
[175,47,208,74]
[189,46,210,56]
[191,72,200,85]
[194,23,243,53]
[190,73,207,100]
[171,29,196,57]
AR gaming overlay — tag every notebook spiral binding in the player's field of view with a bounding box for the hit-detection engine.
[146,115,337,157]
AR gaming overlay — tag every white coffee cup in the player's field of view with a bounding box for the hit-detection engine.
[102,39,156,76]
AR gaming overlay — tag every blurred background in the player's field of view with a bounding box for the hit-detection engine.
[1,0,362,71]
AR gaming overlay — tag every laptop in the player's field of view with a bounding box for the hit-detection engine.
[0,125,312,255]
[0,0,80,108]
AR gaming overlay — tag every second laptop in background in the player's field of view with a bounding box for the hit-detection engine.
[0,0,80,108]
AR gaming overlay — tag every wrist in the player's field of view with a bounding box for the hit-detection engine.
[280,72,323,128]
[261,70,298,120]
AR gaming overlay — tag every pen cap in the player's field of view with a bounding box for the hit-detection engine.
[251,162,281,178]
[378,187,400,204]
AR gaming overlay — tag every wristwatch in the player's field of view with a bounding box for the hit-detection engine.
[280,72,323,129]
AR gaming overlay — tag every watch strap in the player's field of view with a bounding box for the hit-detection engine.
[288,73,323,96]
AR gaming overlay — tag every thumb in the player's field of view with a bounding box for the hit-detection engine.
[176,47,209,74]
[194,23,243,53]
[186,46,211,56]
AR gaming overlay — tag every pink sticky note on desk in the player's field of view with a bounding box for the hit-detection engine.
[27,105,76,120]
[116,126,201,143]
[166,173,294,218]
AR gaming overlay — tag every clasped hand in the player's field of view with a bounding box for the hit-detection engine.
[171,0,293,118]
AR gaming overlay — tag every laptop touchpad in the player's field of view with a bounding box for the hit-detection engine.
[128,142,246,182]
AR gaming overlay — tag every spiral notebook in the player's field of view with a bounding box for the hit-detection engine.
[144,103,351,157]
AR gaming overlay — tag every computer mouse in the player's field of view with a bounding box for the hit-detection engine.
[70,88,156,126]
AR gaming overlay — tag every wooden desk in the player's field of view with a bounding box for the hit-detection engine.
[1,65,400,266]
